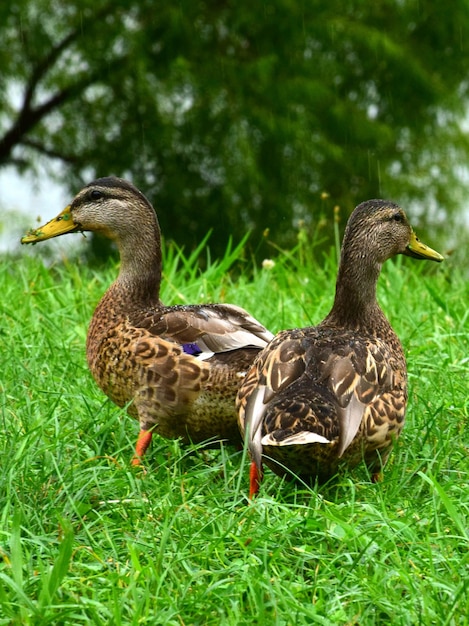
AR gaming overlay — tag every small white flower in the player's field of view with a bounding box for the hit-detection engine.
[262,258,275,270]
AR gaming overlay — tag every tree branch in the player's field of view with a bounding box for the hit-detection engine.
[0,57,125,165]
[22,137,80,165]
[0,3,119,165]
[21,4,116,113]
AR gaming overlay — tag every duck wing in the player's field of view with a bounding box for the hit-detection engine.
[238,327,399,467]
[132,303,273,357]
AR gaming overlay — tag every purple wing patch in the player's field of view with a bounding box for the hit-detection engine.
[182,342,202,356]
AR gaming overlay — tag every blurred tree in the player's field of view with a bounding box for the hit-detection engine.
[1,0,468,256]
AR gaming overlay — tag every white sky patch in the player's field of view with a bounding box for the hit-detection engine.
[0,167,68,253]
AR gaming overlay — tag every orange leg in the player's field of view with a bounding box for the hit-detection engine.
[131,429,153,466]
[249,460,262,499]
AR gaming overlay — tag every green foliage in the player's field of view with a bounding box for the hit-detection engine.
[1,241,467,624]
[1,1,469,256]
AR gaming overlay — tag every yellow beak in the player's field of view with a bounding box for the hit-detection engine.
[405,231,444,262]
[21,206,79,244]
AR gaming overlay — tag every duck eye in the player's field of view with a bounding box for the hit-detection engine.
[392,212,403,222]
[89,189,103,201]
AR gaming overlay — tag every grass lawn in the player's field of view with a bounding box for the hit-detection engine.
[0,231,467,625]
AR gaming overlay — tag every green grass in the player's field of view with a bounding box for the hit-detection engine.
[0,235,467,625]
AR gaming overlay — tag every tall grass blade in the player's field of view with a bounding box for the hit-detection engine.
[37,519,74,609]
[418,471,468,540]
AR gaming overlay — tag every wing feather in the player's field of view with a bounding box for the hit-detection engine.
[133,304,273,354]
[243,384,269,469]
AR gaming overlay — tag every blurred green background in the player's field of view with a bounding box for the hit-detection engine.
[1,0,468,260]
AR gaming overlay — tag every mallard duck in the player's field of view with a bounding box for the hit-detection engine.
[237,199,443,497]
[22,176,273,465]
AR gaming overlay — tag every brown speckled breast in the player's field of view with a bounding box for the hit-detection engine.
[86,287,266,445]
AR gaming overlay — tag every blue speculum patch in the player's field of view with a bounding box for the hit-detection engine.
[182,342,202,356]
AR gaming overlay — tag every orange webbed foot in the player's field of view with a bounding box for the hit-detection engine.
[131,429,153,466]
[249,460,262,500]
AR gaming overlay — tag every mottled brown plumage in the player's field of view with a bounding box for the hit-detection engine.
[22,176,273,464]
[237,200,443,497]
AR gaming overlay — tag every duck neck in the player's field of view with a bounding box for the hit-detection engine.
[322,247,387,332]
[110,221,163,308]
